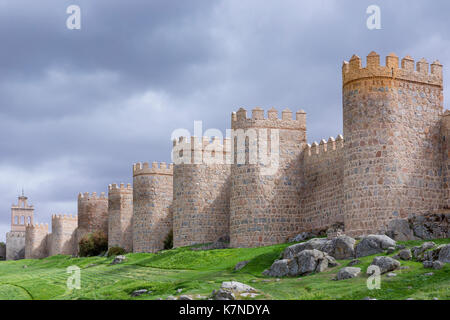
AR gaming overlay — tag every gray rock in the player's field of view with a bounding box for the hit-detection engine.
[363,297,377,300]
[398,249,412,261]
[336,267,361,280]
[423,261,434,268]
[386,219,415,241]
[438,244,450,263]
[166,295,177,300]
[387,247,396,254]
[355,235,397,258]
[211,289,235,300]
[322,236,356,260]
[131,289,148,297]
[178,295,193,300]
[296,249,335,275]
[282,238,329,259]
[221,281,255,293]
[234,260,250,271]
[348,259,361,266]
[396,244,406,250]
[263,259,295,277]
[289,232,316,243]
[424,272,434,276]
[110,255,126,265]
[433,261,444,270]
[369,256,401,274]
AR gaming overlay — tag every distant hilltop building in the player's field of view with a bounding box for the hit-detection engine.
[4,51,450,259]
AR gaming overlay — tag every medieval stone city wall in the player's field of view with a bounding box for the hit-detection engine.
[4,51,450,259]
[172,137,231,247]
[301,135,345,232]
[342,52,444,237]
[230,107,307,247]
[25,223,49,259]
[6,231,25,260]
[108,183,133,252]
[442,111,450,210]
[49,214,78,256]
[133,162,173,253]
[0,243,5,260]
[77,192,108,244]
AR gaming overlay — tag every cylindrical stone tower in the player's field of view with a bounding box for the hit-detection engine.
[441,110,450,210]
[77,192,109,245]
[133,162,173,253]
[108,183,133,252]
[229,107,307,248]
[342,52,444,236]
[172,137,231,247]
[25,223,49,259]
[49,214,78,256]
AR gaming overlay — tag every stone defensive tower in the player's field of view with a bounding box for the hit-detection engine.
[342,52,444,236]
[77,192,108,245]
[229,107,307,247]
[172,137,231,247]
[25,223,49,259]
[49,214,78,256]
[133,162,173,253]
[108,183,133,252]
[442,110,450,210]
[6,194,34,260]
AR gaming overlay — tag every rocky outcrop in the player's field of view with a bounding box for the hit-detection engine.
[355,235,396,258]
[234,260,249,271]
[336,267,361,280]
[438,244,450,263]
[394,249,412,261]
[368,256,400,274]
[283,236,355,260]
[385,213,449,241]
[211,281,257,300]
[264,249,338,277]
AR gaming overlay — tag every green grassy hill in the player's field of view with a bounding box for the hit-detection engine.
[0,238,449,300]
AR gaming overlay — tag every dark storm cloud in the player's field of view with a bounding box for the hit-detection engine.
[1,0,450,240]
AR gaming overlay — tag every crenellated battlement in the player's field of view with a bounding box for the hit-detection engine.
[108,183,132,193]
[51,214,77,222]
[6,231,25,238]
[25,223,49,231]
[172,136,231,164]
[231,107,306,130]
[78,192,107,200]
[133,162,173,176]
[342,52,443,88]
[305,135,344,158]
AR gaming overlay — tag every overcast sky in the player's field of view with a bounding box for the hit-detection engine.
[1,0,449,241]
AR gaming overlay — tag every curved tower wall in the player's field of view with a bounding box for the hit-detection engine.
[133,162,173,253]
[108,183,133,252]
[229,107,306,248]
[25,223,49,259]
[342,52,444,236]
[77,192,109,245]
[49,214,78,256]
[172,137,231,247]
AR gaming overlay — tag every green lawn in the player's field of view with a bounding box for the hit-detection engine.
[0,238,449,300]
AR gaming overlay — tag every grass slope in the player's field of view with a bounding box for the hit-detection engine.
[0,239,449,300]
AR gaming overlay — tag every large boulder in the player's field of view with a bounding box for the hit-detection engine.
[355,235,396,258]
[438,244,450,263]
[265,249,338,277]
[221,281,255,293]
[385,219,415,241]
[296,249,336,275]
[396,249,412,261]
[262,259,298,277]
[410,213,449,240]
[412,241,436,259]
[282,238,329,259]
[369,256,400,274]
[336,267,361,280]
[322,236,356,260]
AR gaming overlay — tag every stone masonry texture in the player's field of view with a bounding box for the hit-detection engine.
[133,162,173,253]
[25,223,49,259]
[108,183,133,252]
[77,192,109,245]
[173,137,231,247]
[49,214,78,256]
